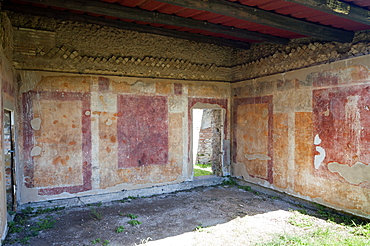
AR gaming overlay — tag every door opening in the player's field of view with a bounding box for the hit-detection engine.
[192,108,223,177]
[4,109,16,213]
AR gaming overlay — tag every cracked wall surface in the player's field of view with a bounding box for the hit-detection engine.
[232,55,370,219]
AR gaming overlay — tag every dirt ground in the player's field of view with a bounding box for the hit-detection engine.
[2,184,363,246]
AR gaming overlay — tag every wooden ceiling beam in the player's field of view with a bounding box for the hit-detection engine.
[285,0,370,26]
[2,2,252,49]
[156,0,354,43]
[13,0,289,44]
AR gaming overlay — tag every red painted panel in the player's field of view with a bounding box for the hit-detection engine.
[22,91,92,195]
[313,85,370,182]
[117,95,168,168]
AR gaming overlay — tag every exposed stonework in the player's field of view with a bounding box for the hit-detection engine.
[7,12,234,81]
[0,12,13,61]
[232,32,370,81]
[7,12,370,83]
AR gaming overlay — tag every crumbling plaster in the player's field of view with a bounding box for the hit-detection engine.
[232,55,370,219]
[1,10,370,242]
[17,71,230,204]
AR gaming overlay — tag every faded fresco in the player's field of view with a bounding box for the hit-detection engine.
[19,74,229,201]
[117,95,168,168]
[232,59,370,218]
[233,97,273,183]
[22,91,92,195]
[313,85,370,188]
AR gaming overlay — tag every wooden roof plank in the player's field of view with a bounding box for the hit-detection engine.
[286,0,370,26]
[155,0,354,42]
[3,2,252,49]
[17,0,289,44]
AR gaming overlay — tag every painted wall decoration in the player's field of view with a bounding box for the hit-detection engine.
[22,91,92,195]
[117,95,169,168]
[233,96,273,183]
[313,85,370,188]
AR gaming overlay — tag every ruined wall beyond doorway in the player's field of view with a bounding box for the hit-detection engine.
[194,109,223,176]
[232,55,370,219]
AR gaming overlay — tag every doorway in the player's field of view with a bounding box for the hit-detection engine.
[4,109,16,212]
[192,108,223,177]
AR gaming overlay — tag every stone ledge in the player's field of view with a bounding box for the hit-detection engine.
[18,176,223,210]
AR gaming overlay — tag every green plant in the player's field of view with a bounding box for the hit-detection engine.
[296,208,308,215]
[126,213,138,219]
[352,222,370,238]
[195,163,212,168]
[19,236,31,244]
[194,168,212,177]
[8,210,16,216]
[90,208,102,220]
[91,238,101,244]
[35,206,65,215]
[222,177,237,186]
[271,196,279,200]
[238,185,252,191]
[194,224,208,232]
[128,220,142,226]
[115,225,125,233]
[8,221,23,233]
[31,217,56,231]
[128,196,139,199]
[259,226,370,246]
[103,239,110,246]
[288,213,314,228]
[21,206,34,215]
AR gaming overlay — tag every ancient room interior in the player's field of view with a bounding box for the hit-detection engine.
[1,0,370,240]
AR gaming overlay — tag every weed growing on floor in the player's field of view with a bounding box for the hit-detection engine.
[102,239,110,246]
[90,207,102,220]
[288,212,314,228]
[21,206,34,215]
[128,220,142,226]
[351,222,370,238]
[35,206,65,215]
[296,208,308,215]
[126,214,139,219]
[238,185,252,191]
[260,226,370,245]
[128,196,139,200]
[115,225,125,233]
[194,224,206,232]
[31,216,56,231]
[91,238,101,244]
[4,211,57,245]
[222,176,237,186]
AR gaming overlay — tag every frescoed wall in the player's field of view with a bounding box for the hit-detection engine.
[18,73,230,203]
[232,56,370,218]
